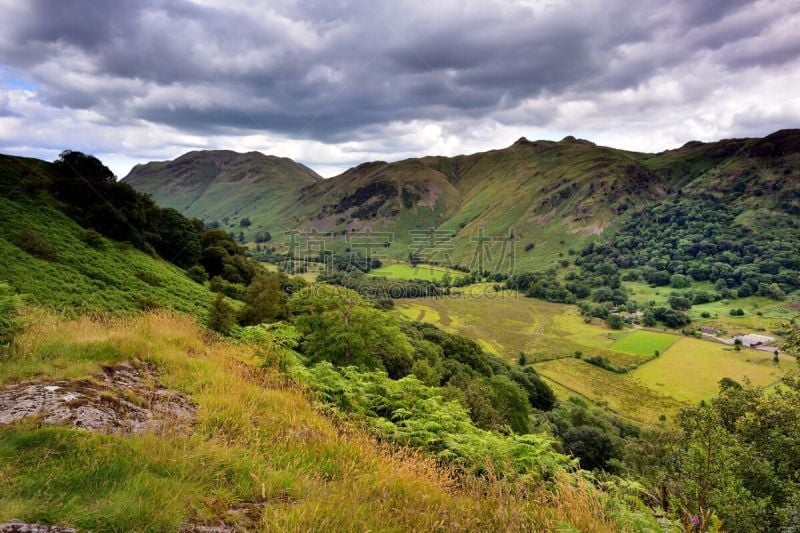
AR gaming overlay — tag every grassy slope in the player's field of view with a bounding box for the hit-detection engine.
[0,156,212,317]
[0,311,623,531]
[535,358,685,425]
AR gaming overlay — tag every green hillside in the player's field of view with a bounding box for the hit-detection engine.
[124,150,321,240]
[0,155,212,316]
[124,130,800,273]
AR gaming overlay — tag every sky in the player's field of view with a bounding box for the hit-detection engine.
[0,0,799,178]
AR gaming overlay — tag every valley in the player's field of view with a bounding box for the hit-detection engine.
[1,129,800,531]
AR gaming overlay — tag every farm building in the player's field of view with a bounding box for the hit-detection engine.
[733,333,775,348]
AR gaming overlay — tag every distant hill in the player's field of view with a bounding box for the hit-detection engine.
[124,150,321,233]
[125,130,800,271]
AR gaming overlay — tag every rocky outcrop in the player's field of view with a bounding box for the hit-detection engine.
[0,522,76,532]
[0,361,195,434]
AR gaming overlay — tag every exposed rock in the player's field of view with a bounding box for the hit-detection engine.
[0,521,76,532]
[0,361,195,434]
[181,502,265,532]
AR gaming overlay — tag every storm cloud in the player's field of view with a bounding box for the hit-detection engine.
[0,0,799,176]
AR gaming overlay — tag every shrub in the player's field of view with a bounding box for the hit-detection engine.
[187,265,208,284]
[81,229,105,248]
[209,276,245,300]
[208,293,236,335]
[302,363,570,480]
[16,229,58,261]
[135,270,162,286]
[135,296,159,311]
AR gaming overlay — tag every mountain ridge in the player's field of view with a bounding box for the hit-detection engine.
[120,128,800,269]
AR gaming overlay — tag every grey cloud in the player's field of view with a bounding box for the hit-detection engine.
[0,0,798,143]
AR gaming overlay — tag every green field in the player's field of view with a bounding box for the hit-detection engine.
[370,263,464,282]
[610,331,678,355]
[631,337,793,404]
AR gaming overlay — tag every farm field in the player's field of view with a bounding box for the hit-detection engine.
[534,358,685,425]
[397,293,665,368]
[370,262,465,282]
[535,338,795,424]
[398,292,797,424]
[610,330,678,356]
[631,337,793,404]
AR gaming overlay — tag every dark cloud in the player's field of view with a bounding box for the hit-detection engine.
[0,0,798,151]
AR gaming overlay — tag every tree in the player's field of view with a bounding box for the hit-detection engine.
[668,293,692,311]
[486,374,532,434]
[208,293,236,335]
[238,273,289,325]
[670,273,690,288]
[441,271,452,287]
[734,338,743,351]
[606,314,625,330]
[254,231,272,243]
[563,425,617,471]
[290,285,413,371]
[518,352,528,366]
[152,208,202,268]
[768,283,786,301]
[781,322,800,353]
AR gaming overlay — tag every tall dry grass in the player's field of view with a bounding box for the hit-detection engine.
[1,309,632,531]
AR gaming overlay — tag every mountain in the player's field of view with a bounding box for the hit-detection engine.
[124,149,322,232]
[123,130,800,270]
